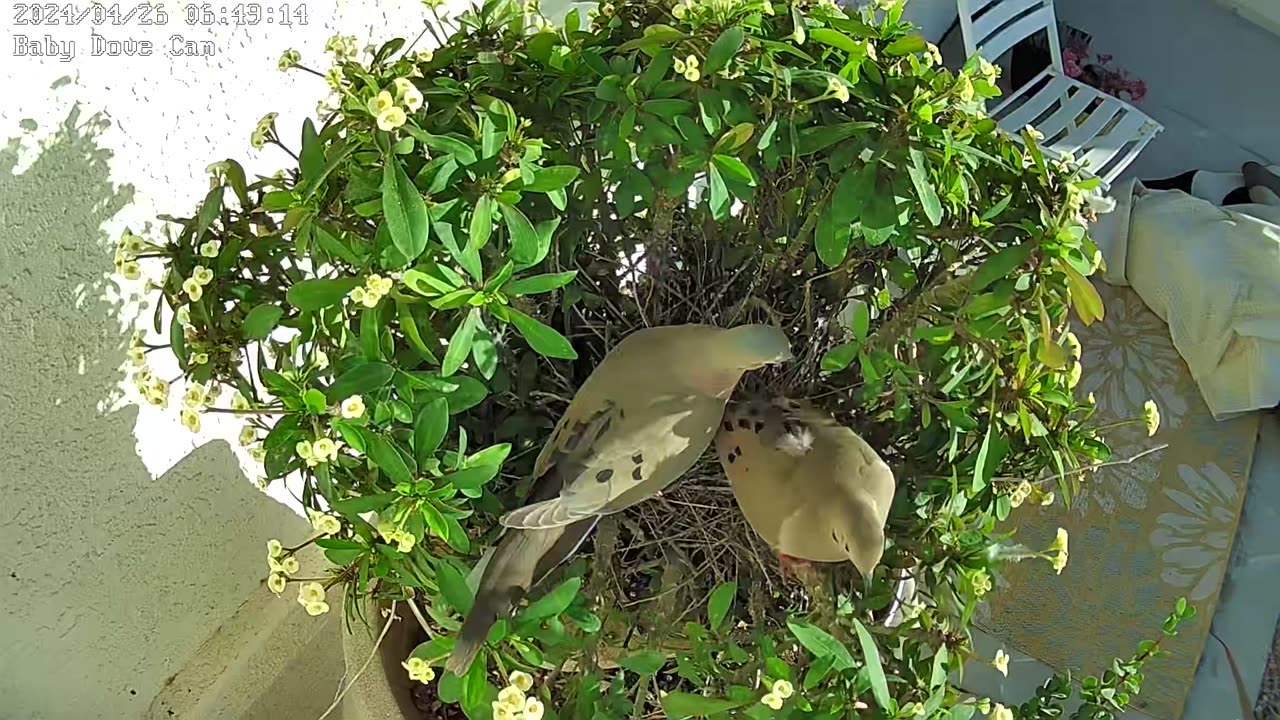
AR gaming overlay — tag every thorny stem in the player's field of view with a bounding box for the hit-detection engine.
[202,407,289,416]
[864,273,973,354]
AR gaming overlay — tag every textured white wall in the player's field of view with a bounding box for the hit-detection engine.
[0,1,471,716]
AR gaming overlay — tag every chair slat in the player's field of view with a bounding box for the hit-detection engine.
[1055,95,1124,155]
[1035,84,1096,139]
[997,73,1073,129]
[977,6,1055,63]
[973,0,1050,47]
[1076,111,1152,176]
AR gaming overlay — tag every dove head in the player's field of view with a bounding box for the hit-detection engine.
[718,324,793,370]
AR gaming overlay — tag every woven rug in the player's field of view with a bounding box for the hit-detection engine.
[978,282,1261,720]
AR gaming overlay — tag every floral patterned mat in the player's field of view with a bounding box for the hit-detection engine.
[978,282,1261,720]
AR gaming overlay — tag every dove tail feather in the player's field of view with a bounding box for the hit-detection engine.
[445,594,504,676]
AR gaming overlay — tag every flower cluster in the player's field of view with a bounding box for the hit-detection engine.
[376,521,417,553]
[490,671,544,720]
[324,34,360,62]
[825,76,850,103]
[297,581,330,616]
[1047,527,1069,574]
[181,264,214,302]
[1062,39,1146,103]
[672,54,701,82]
[308,508,342,535]
[348,274,395,308]
[266,538,300,594]
[297,436,344,466]
[114,229,146,280]
[401,657,437,684]
[180,380,218,432]
[759,678,794,710]
[1142,399,1161,437]
[368,78,423,132]
[132,365,171,407]
[249,112,278,149]
[277,48,301,71]
[340,394,366,419]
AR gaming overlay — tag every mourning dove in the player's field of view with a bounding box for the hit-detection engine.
[715,395,895,581]
[445,323,792,675]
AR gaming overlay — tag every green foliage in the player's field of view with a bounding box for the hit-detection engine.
[142,0,1173,718]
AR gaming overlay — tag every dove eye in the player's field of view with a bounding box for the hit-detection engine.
[595,469,614,483]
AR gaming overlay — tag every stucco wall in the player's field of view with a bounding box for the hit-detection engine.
[0,1,467,716]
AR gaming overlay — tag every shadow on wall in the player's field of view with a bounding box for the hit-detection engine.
[0,108,309,719]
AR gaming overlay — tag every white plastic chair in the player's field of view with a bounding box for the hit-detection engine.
[955,0,1162,186]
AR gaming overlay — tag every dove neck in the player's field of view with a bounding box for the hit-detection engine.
[684,366,745,399]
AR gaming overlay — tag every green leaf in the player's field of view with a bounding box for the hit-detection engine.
[971,424,993,492]
[520,576,581,620]
[795,122,876,155]
[366,432,414,485]
[241,304,284,340]
[787,620,854,670]
[971,242,1033,293]
[907,147,943,226]
[849,299,871,340]
[286,277,361,311]
[435,560,474,614]
[704,26,745,74]
[524,165,580,192]
[713,122,755,153]
[851,618,891,710]
[620,651,669,676]
[445,376,489,415]
[471,323,498,380]
[707,164,730,220]
[413,397,450,467]
[299,119,324,182]
[330,492,397,516]
[404,128,478,165]
[303,389,327,414]
[810,28,864,54]
[502,271,577,296]
[707,581,737,631]
[468,195,495,252]
[710,155,756,186]
[643,99,694,119]
[506,308,577,359]
[660,693,747,718]
[325,362,395,403]
[499,202,541,267]
[820,341,860,372]
[382,157,430,261]
[815,204,847,269]
[1059,259,1105,325]
[442,308,481,377]
[194,185,223,243]
[980,193,1014,221]
[885,34,928,56]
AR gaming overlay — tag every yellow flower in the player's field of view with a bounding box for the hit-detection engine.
[826,76,850,103]
[146,378,170,406]
[684,67,701,82]
[1023,125,1045,142]
[119,261,141,280]
[377,106,407,132]
[296,440,314,459]
[902,702,926,716]
[304,600,330,616]
[298,581,326,604]
[176,305,191,326]
[491,702,515,720]
[1143,399,1160,437]
[1010,480,1032,508]
[231,391,250,411]
[771,679,793,699]
[760,692,783,710]
[180,408,201,432]
[192,265,214,285]
[191,352,210,365]
[392,77,414,95]
[992,704,1014,720]
[992,648,1009,676]
[313,437,341,463]
[403,87,424,112]
[277,48,300,71]
[402,656,428,677]
[956,74,975,102]
[684,55,699,69]
[279,555,300,575]
[524,697,545,720]
[394,530,416,553]
[508,671,534,693]
[864,41,878,62]
[182,382,208,409]
[311,511,342,535]
[359,287,381,308]
[128,346,146,366]
[369,275,394,294]
[1049,527,1069,574]
[267,573,287,594]
[1062,331,1081,360]
[199,240,221,258]
[673,57,686,73]
[239,425,258,447]
[348,286,367,305]
[1067,361,1082,389]
[672,2,687,18]
[249,445,267,462]
[1040,491,1056,506]
[498,685,526,709]
[970,568,992,597]
[182,278,204,301]
[368,90,395,116]
[415,49,434,63]
[761,0,775,15]
[267,538,284,558]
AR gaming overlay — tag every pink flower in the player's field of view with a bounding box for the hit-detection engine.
[1098,53,1113,65]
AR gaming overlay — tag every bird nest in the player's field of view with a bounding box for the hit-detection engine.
[478,210,922,647]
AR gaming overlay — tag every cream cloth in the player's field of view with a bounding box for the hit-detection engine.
[1092,178,1280,420]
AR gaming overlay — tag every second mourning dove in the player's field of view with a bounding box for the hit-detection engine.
[444,323,792,675]
[715,395,895,581]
